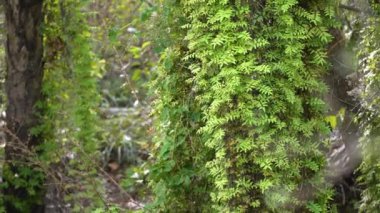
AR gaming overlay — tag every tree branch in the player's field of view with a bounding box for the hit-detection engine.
[339,4,361,13]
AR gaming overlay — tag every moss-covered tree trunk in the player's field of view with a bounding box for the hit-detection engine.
[150,0,340,212]
[3,0,45,211]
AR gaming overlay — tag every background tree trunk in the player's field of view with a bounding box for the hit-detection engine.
[3,0,44,211]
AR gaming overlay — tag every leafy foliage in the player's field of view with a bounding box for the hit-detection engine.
[147,1,214,211]
[39,0,104,210]
[4,0,380,211]
[150,0,338,212]
[357,1,380,212]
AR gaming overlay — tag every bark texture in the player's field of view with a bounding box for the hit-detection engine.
[3,0,44,212]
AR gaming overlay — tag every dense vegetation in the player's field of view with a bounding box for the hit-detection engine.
[0,0,379,212]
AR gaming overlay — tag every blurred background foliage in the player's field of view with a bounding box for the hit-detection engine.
[0,4,5,111]
[0,4,6,211]
[0,1,158,210]
[87,0,158,206]
[0,4,5,159]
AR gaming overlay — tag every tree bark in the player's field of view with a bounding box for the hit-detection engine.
[3,0,44,212]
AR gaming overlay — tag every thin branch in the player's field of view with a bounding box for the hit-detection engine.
[339,4,361,13]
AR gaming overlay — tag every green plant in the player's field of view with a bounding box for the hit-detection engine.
[148,1,213,211]
[150,0,338,212]
[38,0,105,211]
[357,1,380,212]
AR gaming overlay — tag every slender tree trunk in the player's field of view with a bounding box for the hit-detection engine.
[3,0,44,212]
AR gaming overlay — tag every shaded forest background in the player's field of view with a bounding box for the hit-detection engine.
[0,0,379,212]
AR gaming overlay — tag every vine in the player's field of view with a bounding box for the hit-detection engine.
[151,0,338,212]
[148,0,212,211]
[357,1,380,212]
[39,0,104,211]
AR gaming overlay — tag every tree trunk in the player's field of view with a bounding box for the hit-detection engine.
[3,0,44,212]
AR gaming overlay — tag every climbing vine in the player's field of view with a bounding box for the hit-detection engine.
[151,0,338,212]
[40,0,104,210]
[149,0,212,211]
[357,1,380,212]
